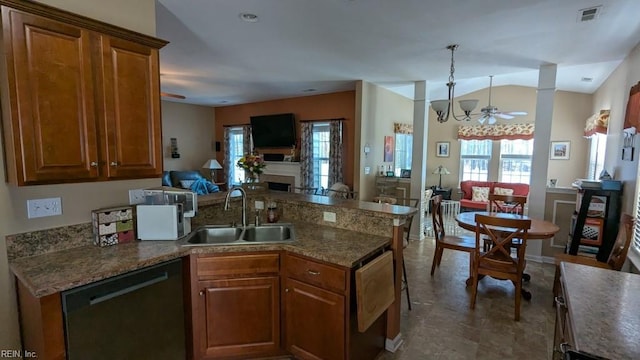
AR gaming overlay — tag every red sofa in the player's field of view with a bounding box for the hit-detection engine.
[459,180,530,211]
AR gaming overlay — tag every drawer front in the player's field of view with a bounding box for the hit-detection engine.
[97,222,116,235]
[116,219,134,232]
[197,253,280,279]
[285,254,346,293]
[93,208,133,223]
[117,230,135,243]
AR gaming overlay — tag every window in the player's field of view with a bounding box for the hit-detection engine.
[312,123,330,189]
[499,139,533,183]
[228,127,245,184]
[587,133,606,180]
[394,133,413,176]
[460,140,491,181]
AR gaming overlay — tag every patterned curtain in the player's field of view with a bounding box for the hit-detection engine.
[584,110,609,137]
[223,127,232,186]
[299,122,314,187]
[457,123,534,140]
[328,120,343,185]
[242,125,252,154]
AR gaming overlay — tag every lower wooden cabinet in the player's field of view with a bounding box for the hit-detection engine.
[188,252,283,360]
[284,277,345,360]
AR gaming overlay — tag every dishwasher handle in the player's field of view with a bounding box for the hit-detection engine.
[89,272,168,306]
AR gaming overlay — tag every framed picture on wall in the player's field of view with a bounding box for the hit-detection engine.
[550,141,570,160]
[384,136,394,162]
[436,142,450,157]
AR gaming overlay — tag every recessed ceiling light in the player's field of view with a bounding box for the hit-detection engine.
[239,13,258,23]
[581,77,593,82]
[302,88,317,93]
[219,100,229,104]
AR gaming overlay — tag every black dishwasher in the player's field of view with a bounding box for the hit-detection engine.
[61,258,185,360]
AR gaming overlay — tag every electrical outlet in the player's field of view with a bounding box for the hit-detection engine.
[129,189,146,205]
[364,166,371,175]
[255,201,265,210]
[27,197,62,218]
[323,211,337,222]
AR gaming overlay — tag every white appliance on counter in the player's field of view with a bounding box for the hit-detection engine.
[137,188,197,240]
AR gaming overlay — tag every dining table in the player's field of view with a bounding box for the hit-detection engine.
[455,211,560,299]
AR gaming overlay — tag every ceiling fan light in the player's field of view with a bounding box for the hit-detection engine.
[458,99,478,112]
[488,116,497,125]
[431,100,450,113]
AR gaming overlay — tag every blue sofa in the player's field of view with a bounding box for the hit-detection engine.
[162,171,220,195]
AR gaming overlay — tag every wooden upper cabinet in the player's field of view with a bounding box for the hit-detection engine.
[0,1,167,185]
[1,7,99,184]
[95,35,162,179]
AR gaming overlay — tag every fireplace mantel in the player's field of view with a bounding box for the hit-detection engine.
[262,161,301,190]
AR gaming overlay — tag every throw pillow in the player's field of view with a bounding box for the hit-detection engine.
[494,187,514,196]
[471,186,490,202]
[179,180,195,189]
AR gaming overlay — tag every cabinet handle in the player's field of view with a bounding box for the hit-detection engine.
[110,161,118,167]
[307,269,320,276]
[554,296,566,308]
[90,161,98,167]
[199,290,205,296]
[559,342,571,354]
[285,288,289,293]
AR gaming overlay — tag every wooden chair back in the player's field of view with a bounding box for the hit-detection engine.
[488,194,527,214]
[402,198,421,247]
[474,214,531,276]
[607,213,635,270]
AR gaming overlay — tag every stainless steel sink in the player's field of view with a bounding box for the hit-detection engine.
[242,225,293,242]
[181,224,295,246]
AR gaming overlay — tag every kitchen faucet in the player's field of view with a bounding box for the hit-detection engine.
[224,186,247,227]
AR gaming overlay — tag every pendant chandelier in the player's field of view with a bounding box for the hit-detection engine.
[430,44,479,123]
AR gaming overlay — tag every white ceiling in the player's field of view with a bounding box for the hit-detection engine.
[156,0,640,106]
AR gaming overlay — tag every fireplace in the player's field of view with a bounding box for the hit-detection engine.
[261,173,295,192]
[261,162,300,191]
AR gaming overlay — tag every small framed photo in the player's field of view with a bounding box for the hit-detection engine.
[550,141,570,160]
[622,147,634,161]
[436,142,449,157]
[400,169,411,178]
[283,155,293,162]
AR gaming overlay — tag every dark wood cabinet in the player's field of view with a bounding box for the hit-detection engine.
[94,35,162,179]
[285,277,345,360]
[188,252,283,360]
[0,1,166,185]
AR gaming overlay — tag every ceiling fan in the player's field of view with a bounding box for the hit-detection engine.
[160,91,186,100]
[475,75,527,125]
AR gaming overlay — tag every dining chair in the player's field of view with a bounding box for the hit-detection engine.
[399,197,421,310]
[487,193,527,214]
[470,214,531,321]
[430,195,476,283]
[552,213,634,304]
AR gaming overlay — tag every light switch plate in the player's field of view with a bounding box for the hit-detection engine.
[323,211,337,222]
[27,197,62,218]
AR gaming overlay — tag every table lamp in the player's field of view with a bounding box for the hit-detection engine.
[202,159,223,182]
[433,165,450,189]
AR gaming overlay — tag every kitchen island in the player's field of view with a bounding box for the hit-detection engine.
[8,191,417,360]
[555,262,640,359]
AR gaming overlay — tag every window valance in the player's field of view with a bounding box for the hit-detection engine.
[457,124,534,140]
[394,123,413,134]
[624,81,640,132]
[584,110,609,138]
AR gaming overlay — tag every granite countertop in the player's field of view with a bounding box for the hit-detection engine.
[11,221,391,298]
[561,262,640,359]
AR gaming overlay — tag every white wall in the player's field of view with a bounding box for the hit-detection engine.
[357,81,414,200]
[1,0,158,349]
[162,101,216,172]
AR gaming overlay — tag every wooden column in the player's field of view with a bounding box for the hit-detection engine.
[385,220,405,352]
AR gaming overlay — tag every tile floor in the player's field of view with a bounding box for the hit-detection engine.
[379,236,556,360]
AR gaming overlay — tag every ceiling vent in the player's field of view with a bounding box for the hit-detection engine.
[578,6,602,22]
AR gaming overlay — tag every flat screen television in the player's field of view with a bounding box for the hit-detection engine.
[250,113,296,148]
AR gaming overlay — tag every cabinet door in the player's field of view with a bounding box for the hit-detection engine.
[197,277,280,359]
[285,278,345,360]
[95,35,162,179]
[2,8,99,184]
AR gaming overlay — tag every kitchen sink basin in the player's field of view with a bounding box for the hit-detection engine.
[181,224,295,246]
[242,225,293,242]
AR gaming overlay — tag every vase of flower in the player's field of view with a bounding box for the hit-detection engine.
[237,153,266,183]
